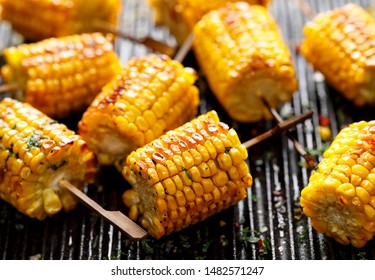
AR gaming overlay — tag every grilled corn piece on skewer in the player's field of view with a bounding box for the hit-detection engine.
[301,4,375,107]
[0,98,97,220]
[122,110,252,239]
[148,0,271,45]
[301,121,375,248]
[78,53,199,166]
[0,0,121,42]
[1,33,121,119]
[193,2,297,123]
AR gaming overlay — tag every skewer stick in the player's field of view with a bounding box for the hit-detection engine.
[258,95,316,169]
[0,83,18,94]
[242,110,313,149]
[292,0,316,19]
[93,19,176,57]
[59,179,148,241]
[173,32,195,62]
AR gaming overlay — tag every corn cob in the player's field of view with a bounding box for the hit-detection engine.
[0,0,121,42]
[300,121,375,248]
[121,110,252,239]
[301,4,375,107]
[193,2,297,123]
[148,0,271,45]
[0,98,97,220]
[1,33,121,119]
[78,53,199,166]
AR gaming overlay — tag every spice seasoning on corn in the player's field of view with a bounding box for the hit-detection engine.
[301,3,375,107]
[1,33,121,119]
[193,2,297,122]
[78,53,199,166]
[301,121,375,248]
[0,98,97,220]
[121,111,252,239]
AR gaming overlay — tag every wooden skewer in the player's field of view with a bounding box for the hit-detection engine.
[173,32,195,63]
[59,180,148,241]
[93,19,176,57]
[57,111,312,241]
[242,109,314,149]
[258,95,316,169]
[0,83,18,94]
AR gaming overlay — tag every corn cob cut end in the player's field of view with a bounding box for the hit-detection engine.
[300,3,375,107]
[78,53,199,166]
[122,111,252,239]
[301,121,375,248]
[193,2,297,122]
[0,98,97,220]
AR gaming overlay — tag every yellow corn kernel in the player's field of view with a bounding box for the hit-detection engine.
[121,111,252,238]
[1,0,120,41]
[301,120,375,248]
[301,4,375,107]
[0,98,97,220]
[42,188,62,215]
[193,2,296,122]
[2,33,121,119]
[79,54,199,166]
[148,0,271,45]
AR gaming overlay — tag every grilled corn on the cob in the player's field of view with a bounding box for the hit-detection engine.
[78,53,199,166]
[301,121,375,248]
[121,110,252,239]
[148,0,271,45]
[193,2,297,122]
[301,4,375,107]
[0,98,97,220]
[0,0,121,42]
[1,33,121,119]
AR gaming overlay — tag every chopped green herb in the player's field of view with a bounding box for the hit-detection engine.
[202,240,212,253]
[27,130,42,150]
[305,143,330,157]
[180,165,192,180]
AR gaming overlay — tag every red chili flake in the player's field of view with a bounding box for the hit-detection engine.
[258,239,264,253]
[319,115,330,126]
[273,190,282,196]
[370,138,375,146]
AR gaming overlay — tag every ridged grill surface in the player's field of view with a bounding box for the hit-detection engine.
[0,0,374,260]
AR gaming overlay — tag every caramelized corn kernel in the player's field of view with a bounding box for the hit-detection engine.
[122,111,252,238]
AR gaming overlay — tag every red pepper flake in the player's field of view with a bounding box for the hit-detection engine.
[319,115,330,126]
[258,239,264,253]
[370,138,375,146]
[273,190,282,196]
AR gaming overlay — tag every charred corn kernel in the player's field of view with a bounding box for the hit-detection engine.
[0,98,97,220]
[193,2,297,122]
[0,0,120,41]
[147,0,271,45]
[1,33,121,119]
[121,111,252,238]
[301,120,375,248]
[301,4,375,107]
[78,54,199,166]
